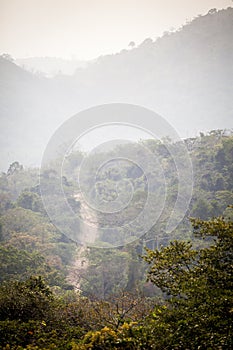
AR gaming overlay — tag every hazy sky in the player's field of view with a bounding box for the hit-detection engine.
[0,0,232,60]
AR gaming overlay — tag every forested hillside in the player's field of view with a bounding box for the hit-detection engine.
[0,132,232,349]
[1,5,233,349]
[1,7,233,170]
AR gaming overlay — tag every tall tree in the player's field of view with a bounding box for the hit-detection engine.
[143,215,233,349]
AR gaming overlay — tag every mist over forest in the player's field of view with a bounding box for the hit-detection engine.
[0,7,233,170]
[0,6,233,350]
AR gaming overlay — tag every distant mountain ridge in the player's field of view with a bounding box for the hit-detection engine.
[0,7,233,170]
[73,7,233,130]
[15,57,88,77]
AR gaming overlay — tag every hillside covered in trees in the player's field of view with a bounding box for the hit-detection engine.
[1,4,233,349]
[0,7,233,170]
[0,131,232,349]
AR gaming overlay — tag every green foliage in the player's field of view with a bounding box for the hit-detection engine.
[0,217,232,349]
[0,246,45,282]
[17,191,44,213]
[0,192,14,215]
[80,248,130,298]
[0,245,70,288]
[3,166,39,199]
[0,132,232,348]
[0,278,83,349]
[0,319,83,350]
[0,276,53,322]
[73,322,143,350]
[1,207,44,240]
[142,216,233,349]
[0,203,76,288]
